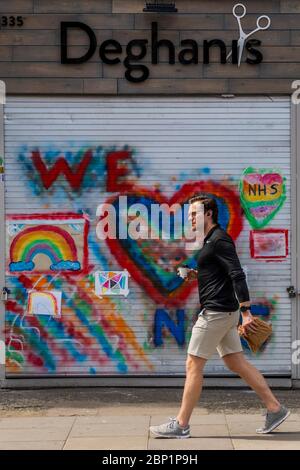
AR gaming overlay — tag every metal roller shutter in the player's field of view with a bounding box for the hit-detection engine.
[4,96,291,378]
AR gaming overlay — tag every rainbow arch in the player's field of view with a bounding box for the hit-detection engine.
[9,225,80,272]
[27,291,60,317]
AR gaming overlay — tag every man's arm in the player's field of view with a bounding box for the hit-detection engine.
[214,238,250,303]
[214,238,257,334]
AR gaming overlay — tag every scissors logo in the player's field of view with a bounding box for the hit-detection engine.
[228,3,271,67]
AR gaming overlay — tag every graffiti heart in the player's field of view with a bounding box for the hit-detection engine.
[240,168,286,229]
[104,181,243,306]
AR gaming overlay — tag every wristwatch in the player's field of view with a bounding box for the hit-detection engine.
[240,306,251,313]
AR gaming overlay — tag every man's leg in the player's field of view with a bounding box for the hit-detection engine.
[176,354,207,427]
[222,352,280,412]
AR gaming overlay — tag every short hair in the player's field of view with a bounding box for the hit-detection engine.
[189,193,219,224]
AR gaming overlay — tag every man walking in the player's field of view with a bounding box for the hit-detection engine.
[150,194,290,438]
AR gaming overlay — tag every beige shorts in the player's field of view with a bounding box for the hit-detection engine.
[187,309,243,359]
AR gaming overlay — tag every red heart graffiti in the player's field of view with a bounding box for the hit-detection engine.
[104,181,243,306]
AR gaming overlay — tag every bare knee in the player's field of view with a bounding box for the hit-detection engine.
[223,352,248,374]
[186,354,206,375]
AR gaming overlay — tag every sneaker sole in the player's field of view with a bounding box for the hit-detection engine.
[150,428,190,439]
[256,410,291,434]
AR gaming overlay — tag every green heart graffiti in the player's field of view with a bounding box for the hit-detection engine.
[239,167,286,229]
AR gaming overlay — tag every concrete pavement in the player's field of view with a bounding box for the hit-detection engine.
[0,388,300,450]
[0,406,299,450]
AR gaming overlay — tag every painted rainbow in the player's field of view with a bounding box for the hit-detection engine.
[27,291,60,317]
[9,225,81,272]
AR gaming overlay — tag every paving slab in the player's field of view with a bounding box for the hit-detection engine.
[189,425,230,438]
[0,441,65,450]
[0,428,71,443]
[70,415,150,438]
[232,434,300,450]
[63,436,148,450]
[0,402,298,450]
[75,415,150,424]
[148,437,233,450]
[0,416,75,429]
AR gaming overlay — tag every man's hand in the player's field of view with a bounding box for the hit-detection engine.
[177,267,198,281]
[241,311,258,337]
[185,269,198,281]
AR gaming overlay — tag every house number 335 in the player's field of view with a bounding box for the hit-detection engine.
[1,16,24,27]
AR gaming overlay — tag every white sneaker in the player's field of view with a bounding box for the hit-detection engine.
[150,417,190,439]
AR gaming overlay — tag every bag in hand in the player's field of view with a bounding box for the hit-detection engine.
[238,317,272,353]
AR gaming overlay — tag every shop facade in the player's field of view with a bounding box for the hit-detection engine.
[0,0,300,388]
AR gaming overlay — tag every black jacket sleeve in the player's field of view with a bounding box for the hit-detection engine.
[214,238,250,304]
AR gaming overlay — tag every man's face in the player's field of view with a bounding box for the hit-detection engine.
[188,201,205,232]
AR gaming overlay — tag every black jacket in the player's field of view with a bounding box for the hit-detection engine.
[196,224,250,312]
